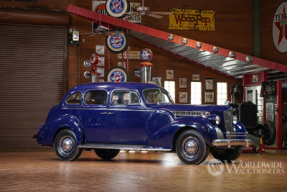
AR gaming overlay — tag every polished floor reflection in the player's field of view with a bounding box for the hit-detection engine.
[0,150,287,192]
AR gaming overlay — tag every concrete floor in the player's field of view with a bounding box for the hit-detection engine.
[0,150,287,192]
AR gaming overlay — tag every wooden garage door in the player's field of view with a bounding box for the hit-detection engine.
[0,24,66,149]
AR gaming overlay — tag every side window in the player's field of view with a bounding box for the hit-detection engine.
[84,90,107,105]
[112,90,139,105]
[66,92,82,105]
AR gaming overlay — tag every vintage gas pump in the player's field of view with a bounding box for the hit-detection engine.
[84,53,101,83]
[140,61,153,83]
[135,48,153,83]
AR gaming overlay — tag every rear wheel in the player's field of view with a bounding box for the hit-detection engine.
[94,149,120,160]
[54,129,82,161]
[211,146,242,162]
[176,130,208,165]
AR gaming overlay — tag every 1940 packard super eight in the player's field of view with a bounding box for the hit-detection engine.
[33,82,252,164]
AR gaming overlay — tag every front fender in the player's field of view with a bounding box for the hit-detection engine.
[147,115,218,149]
[37,114,84,146]
[233,121,247,139]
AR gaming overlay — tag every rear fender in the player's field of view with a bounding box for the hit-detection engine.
[37,114,84,146]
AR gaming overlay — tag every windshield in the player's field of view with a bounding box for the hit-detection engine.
[143,89,173,104]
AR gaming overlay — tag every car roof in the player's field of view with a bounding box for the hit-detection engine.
[70,82,162,93]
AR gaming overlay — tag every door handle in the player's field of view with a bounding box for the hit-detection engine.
[101,112,107,115]
[108,112,114,115]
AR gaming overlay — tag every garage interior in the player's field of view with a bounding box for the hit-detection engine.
[1,0,287,191]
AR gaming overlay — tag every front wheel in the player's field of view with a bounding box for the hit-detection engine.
[176,130,208,165]
[94,149,120,160]
[54,129,82,161]
[211,146,242,162]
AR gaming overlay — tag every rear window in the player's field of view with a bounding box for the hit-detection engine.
[66,92,82,105]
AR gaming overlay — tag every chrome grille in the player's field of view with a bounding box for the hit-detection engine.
[223,109,233,132]
[172,111,206,117]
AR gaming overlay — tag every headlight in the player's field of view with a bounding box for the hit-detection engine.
[215,116,220,125]
[233,116,237,124]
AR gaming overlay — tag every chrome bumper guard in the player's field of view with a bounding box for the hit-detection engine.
[212,139,252,148]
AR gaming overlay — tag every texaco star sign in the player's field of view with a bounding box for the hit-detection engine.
[273,2,287,53]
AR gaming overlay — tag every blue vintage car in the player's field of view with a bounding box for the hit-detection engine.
[34,82,251,164]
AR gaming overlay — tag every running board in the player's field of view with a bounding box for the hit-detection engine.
[78,143,171,151]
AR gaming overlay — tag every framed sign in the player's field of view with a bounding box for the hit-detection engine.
[252,75,258,83]
[192,74,200,81]
[168,8,215,31]
[179,78,187,88]
[98,57,105,66]
[97,68,105,78]
[152,77,162,87]
[205,78,214,90]
[266,102,274,122]
[166,70,174,80]
[96,45,105,55]
[205,92,214,103]
[179,92,188,103]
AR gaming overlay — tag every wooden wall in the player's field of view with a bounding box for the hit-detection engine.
[0,0,254,104]
[260,0,287,65]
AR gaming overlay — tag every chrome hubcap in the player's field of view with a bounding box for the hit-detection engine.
[58,136,74,156]
[62,138,73,152]
[182,136,199,158]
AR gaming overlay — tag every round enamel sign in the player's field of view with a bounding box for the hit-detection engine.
[105,0,130,18]
[106,30,129,54]
[106,66,130,82]
[273,2,287,53]
[140,48,153,61]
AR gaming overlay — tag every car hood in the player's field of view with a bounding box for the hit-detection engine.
[150,104,231,112]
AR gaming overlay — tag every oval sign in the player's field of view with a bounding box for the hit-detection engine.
[273,2,287,53]
[140,48,153,61]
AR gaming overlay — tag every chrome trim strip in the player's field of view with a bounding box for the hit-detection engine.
[61,107,107,110]
[171,111,208,116]
[78,143,171,151]
[212,139,252,148]
[61,108,153,112]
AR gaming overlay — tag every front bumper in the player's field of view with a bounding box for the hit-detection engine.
[212,139,252,148]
